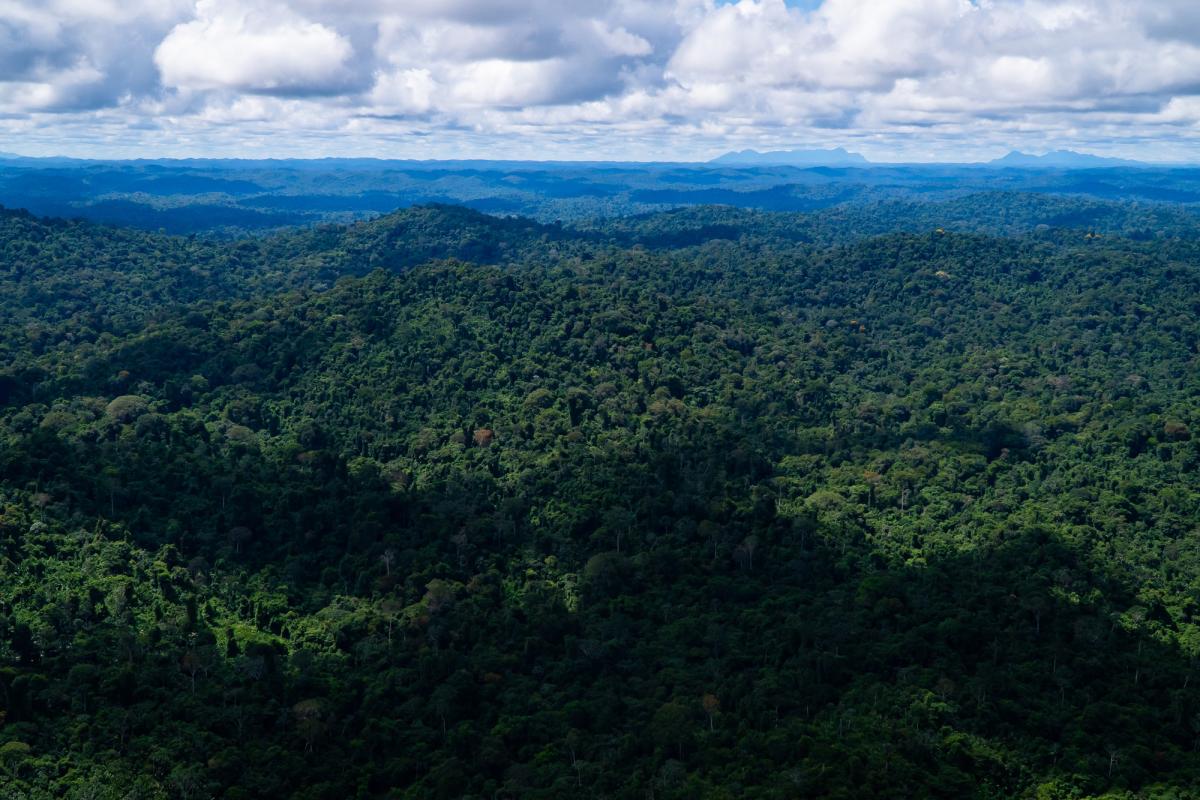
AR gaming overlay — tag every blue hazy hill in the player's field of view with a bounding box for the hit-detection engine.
[710,147,870,166]
[1,154,1198,234]
[988,149,1145,168]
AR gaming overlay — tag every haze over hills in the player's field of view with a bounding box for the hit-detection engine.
[3,153,1200,236]
[0,145,1165,172]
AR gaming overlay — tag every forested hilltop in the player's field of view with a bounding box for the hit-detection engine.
[3,198,1200,798]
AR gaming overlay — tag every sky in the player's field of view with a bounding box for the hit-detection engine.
[2,0,1200,162]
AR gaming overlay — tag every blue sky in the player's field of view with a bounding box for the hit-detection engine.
[2,0,1199,162]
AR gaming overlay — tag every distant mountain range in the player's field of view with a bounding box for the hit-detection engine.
[0,147,1162,170]
[987,150,1144,168]
[710,147,871,166]
[710,147,1150,169]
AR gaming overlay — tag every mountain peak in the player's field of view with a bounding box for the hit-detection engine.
[988,149,1142,168]
[710,147,870,166]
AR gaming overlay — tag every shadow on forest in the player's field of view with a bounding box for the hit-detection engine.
[4,406,1199,798]
[514,500,1200,798]
[320,432,1200,797]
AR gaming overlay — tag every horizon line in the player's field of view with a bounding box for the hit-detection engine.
[1,152,1197,168]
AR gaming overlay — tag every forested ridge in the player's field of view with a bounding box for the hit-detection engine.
[2,197,1200,798]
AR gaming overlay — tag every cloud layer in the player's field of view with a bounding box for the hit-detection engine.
[2,0,1199,160]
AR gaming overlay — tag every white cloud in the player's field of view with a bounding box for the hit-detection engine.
[448,59,572,107]
[155,0,354,94]
[590,21,653,57]
[368,68,437,115]
[1,0,1200,160]
[0,59,105,112]
[0,0,191,112]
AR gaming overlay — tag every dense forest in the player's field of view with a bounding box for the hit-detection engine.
[3,195,1200,798]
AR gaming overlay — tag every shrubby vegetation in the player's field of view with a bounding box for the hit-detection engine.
[2,199,1200,797]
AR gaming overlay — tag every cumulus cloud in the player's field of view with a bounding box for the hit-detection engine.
[1,0,1200,160]
[365,2,659,115]
[155,0,355,94]
[0,0,190,112]
[661,0,1200,154]
[367,68,437,115]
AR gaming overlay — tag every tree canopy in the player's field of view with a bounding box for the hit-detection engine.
[2,200,1200,798]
